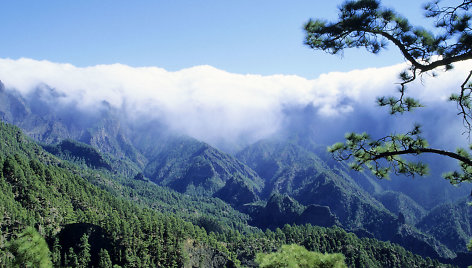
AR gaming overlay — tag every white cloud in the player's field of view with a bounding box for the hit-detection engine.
[0,57,470,148]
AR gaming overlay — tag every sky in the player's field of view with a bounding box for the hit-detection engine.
[0,0,426,78]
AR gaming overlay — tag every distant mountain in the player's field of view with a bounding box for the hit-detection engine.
[376,191,427,225]
[309,138,472,211]
[143,136,264,196]
[236,139,397,229]
[0,84,147,169]
[1,83,470,263]
[375,171,472,211]
[236,138,454,259]
[0,84,264,199]
[0,115,453,267]
[417,198,472,253]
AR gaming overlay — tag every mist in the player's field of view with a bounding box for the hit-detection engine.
[0,57,470,152]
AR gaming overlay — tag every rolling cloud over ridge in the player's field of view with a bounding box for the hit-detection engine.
[0,57,470,150]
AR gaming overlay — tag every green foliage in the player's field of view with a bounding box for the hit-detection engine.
[305,0,472,182]
[328,122,472,183]
[255,244,347,268]
[304,0,471,71]
[7,226,52,268]
[236,138,456,259]
[443,146,472,183]
[228,224,450,268]
[66,247,79,268]
[143,136,263,196]
[42,139,111,170]
[42,133,255,234]
[416,199,472,253]
[82,168,254,234]
[51,237,61,266]
[0,119,455,268]
[195,215,226,234]
[0,122,236,267]
[78,233,91,268]
[98,248,113,268]
[327,126,430,179]
[376,191,427,225]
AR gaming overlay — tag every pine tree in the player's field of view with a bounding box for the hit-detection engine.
[66,247,79,268]
[52,237,61,267]
[78,233,91,268]
[305,0,472,182]
[98,248,113,268]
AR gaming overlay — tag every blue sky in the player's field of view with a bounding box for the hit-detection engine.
[1,0,426,78]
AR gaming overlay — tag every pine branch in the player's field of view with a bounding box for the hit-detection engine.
[372,147,472,166]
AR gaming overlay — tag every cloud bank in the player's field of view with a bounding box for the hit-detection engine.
[0,57,470,149]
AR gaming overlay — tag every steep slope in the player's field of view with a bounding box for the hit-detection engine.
[39,135,255,234]
[0,121,237,267]
[143,136,264,196]
[245,193,339,230]
[41,139,112,170]
[377,173,472,210]
[0,122,453,267]
[214,176,260,208]
[417,199,472,253]
[0,85,147,170]
[236,139,319,196]
[0,84,464,266]
[376,191,427,225]
[237,138,453,259]
[308,143,384,195]
[1,85,264,201]
[237,139,399,231]
[0,84,465,262]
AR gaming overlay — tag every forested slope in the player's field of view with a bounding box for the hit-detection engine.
[0,120,454,267]
[0,83,469,266]
[0,122,237,267]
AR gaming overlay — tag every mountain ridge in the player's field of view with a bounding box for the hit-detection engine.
[0,84,470,264]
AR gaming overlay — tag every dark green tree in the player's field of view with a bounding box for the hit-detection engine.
[98,248,113,268]
[78,233,91,268]
[7,226,52,268]
[304,0,472,182]
[66,247,79,268]
[51,237,61,266]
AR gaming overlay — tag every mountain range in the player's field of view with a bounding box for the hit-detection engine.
[1,81,471,267]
